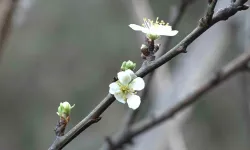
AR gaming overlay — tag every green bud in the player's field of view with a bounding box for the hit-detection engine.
[121,61,127,71]
[56,101,75,119]
[121,60,136,71]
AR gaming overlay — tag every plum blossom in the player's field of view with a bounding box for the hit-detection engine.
[129,17,178,40]
[109,70,145,109]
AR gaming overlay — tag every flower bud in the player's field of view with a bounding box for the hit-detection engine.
[57,101,75,119]
[121,60,136,71]
[153,44,161,52]
[141,44,150,56]
[141,44,148,50]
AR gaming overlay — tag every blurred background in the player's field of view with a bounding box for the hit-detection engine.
[0,0,249,150]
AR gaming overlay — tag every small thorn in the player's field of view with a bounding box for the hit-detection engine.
[94,117,102,122]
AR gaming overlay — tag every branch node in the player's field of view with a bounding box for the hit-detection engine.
[177,45,187,53]
[212,71,222,85]
[200,0,218,26]
[91,117,102,123]
[140,60,154,70]
[198,18,208,27]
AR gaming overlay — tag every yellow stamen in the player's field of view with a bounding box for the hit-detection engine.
[142,17,169,28]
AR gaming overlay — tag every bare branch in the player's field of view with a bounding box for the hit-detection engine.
[158,0,196,57]
[107,51,250,149]
[48,1,249,149]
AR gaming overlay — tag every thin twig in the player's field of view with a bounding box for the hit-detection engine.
[200,0,217,26]
[0,0,18,56]
[48,1,248,149]
[107,51,250,149]
[158,0,196,57]
[49,117,101,150]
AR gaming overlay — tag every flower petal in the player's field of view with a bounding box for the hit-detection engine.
[129,24,146,31]
[149,26,161,35]
[125,69,137,80]
[129,77,145,91]
[160,25,172,32]
[118,71,132,85]
[140,28,150,34]
[127,95,141,109]
[109,82,120,94]
[114,92,126,104]
[161,30,178,36]
[129,24,150,34]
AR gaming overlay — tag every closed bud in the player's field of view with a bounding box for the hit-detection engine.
[154,44,161,52]
[141,44,150,56]
[121,60,136,71]
[57,101,75,119]
[140,44,148,51]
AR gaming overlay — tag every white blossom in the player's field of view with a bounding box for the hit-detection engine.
[129,17,178,40]
[109,70,145,109]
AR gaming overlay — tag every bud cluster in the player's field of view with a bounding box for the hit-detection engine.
[140,38,161,60]
[121,60,136,71]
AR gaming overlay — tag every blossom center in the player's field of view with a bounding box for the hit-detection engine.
[120,85,131,94]
[141,17,170,40]
[142,17,169,30]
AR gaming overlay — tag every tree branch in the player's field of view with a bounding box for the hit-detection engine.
[48,1,249,149]
[110,1,197,148]
[109,0,197,146]
[136,1,248,78]
[106,50,250,149]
